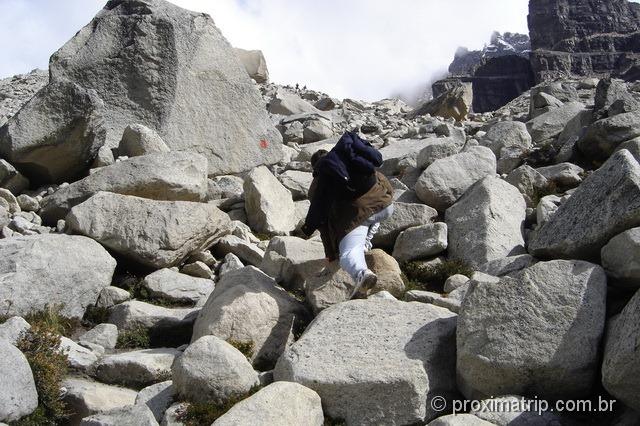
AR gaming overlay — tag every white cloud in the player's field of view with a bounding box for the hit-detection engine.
[1,0,532,100]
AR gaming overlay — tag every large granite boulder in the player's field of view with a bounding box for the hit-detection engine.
[480,121,532,156]
[0,234,116,318]
[371,202,438,248]
[233,48,269,83]
[243,166,296,236]
[415,146,496,212]
[212,382,323,426]
[602,290,640,412]
[40,152,208,223]
[577,110,640,161]
[93,348,180,388]
[62,378,138,425]
[0,340,38,423]
[172,335,259,404]
[446,176,526,269]
[457,260,607,400]
[66,192,230,268]
[141,268,214,305]
[529,150,640,260]
[274,299,457,425]
[601,227,640,288]
[526,102,586,145]
[79,404,158,426]
[191,266,308,370]
[0,80,105,183]
[259,236,326,290]
[46,0,282,176]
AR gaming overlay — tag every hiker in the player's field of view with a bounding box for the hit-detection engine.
[301,131,394,299]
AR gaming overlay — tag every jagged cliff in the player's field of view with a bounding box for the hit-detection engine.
[529,0,640,81]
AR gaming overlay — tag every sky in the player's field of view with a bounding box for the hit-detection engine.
[0,0,534,101]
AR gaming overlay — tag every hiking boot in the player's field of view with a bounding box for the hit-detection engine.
[350,269,377,300]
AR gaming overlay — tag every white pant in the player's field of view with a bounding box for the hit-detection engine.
[339,204,394,280]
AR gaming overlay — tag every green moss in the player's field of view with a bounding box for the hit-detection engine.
[24,305,82,338]
[401,260,473,293]
[227,339,255,360]
[116,326,151,349]
[15,326,69,425]
[253,232,272,242]
[177,386,262,426]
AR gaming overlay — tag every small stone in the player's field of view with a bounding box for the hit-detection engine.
[180,261,213,279]
[79,324,118,350]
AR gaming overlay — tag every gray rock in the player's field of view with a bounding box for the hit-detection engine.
[79,324,119,350]
[371,202,438,248]
[108,301,198,335]
[379,139,431,175]
[554,108,594,163]
[392,223,448,262]
[616,137,640,162]
[80,404,158,426]
[0,188,20,213]
[60,336,99,370]
[277,170,312,200]
[444,274,470,293]
[16,194,39,212]
[259,236,326,290]
[594,79,638,120]
[536,162,584,188]
[218,253,244,277]
[601,227,640,288]
[274,300,458,425]
[142,269,214,304]
[63,378,137,425]
[415,137,463,169]
[96,286,131,308]
[457,260,607,400]
[578,110,640,161]
[214,235,265,266]
[0,79,106,183]
[303,118,334,143]
[0,159,29,195]
[268,91,320,116]
[526,102,586,145]
[0,316,30,345]
[179,261,213,279]
[416,146,497,212]
[192,266,308,370]
[0,340,38,422]
[477,254,536,277]
[160,402,187,426]
[93,348,180,388]
[506,165,549,207]
[304,263,354,314]
[135,381,174,422]
[118,124,170,158]
[529,150,640,260]
[446,176,526,269]
[0,234,116,318]
[67,192,230,268]
[40,152,208,223]
[172,335,259,404]
[49,0,282,176]
[602,290,640,412]
[244,166,296,236]
[234,48,269,83]
[480,121,532,156]
[404,290,463,314]
[212,382,324,426]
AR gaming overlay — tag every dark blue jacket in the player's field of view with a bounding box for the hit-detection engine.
[303,132,383,235]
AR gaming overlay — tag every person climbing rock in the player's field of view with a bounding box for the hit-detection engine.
[301,131,394,299]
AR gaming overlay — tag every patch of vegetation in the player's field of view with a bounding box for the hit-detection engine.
[176,386,261,426]
[116,326,151,349]
[24,305,82,338]
[253,232,272,242]
[15,326,69,425]
[401,260,473,293]
[83,305,111,326]
[227,339,255,360]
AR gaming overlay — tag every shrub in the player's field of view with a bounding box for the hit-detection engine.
[116,326,151,349]
[15,326,69,425]
[176,386,261,426]
[83,305,111,326]
[24,305,82,338]
[401,260,473,293]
